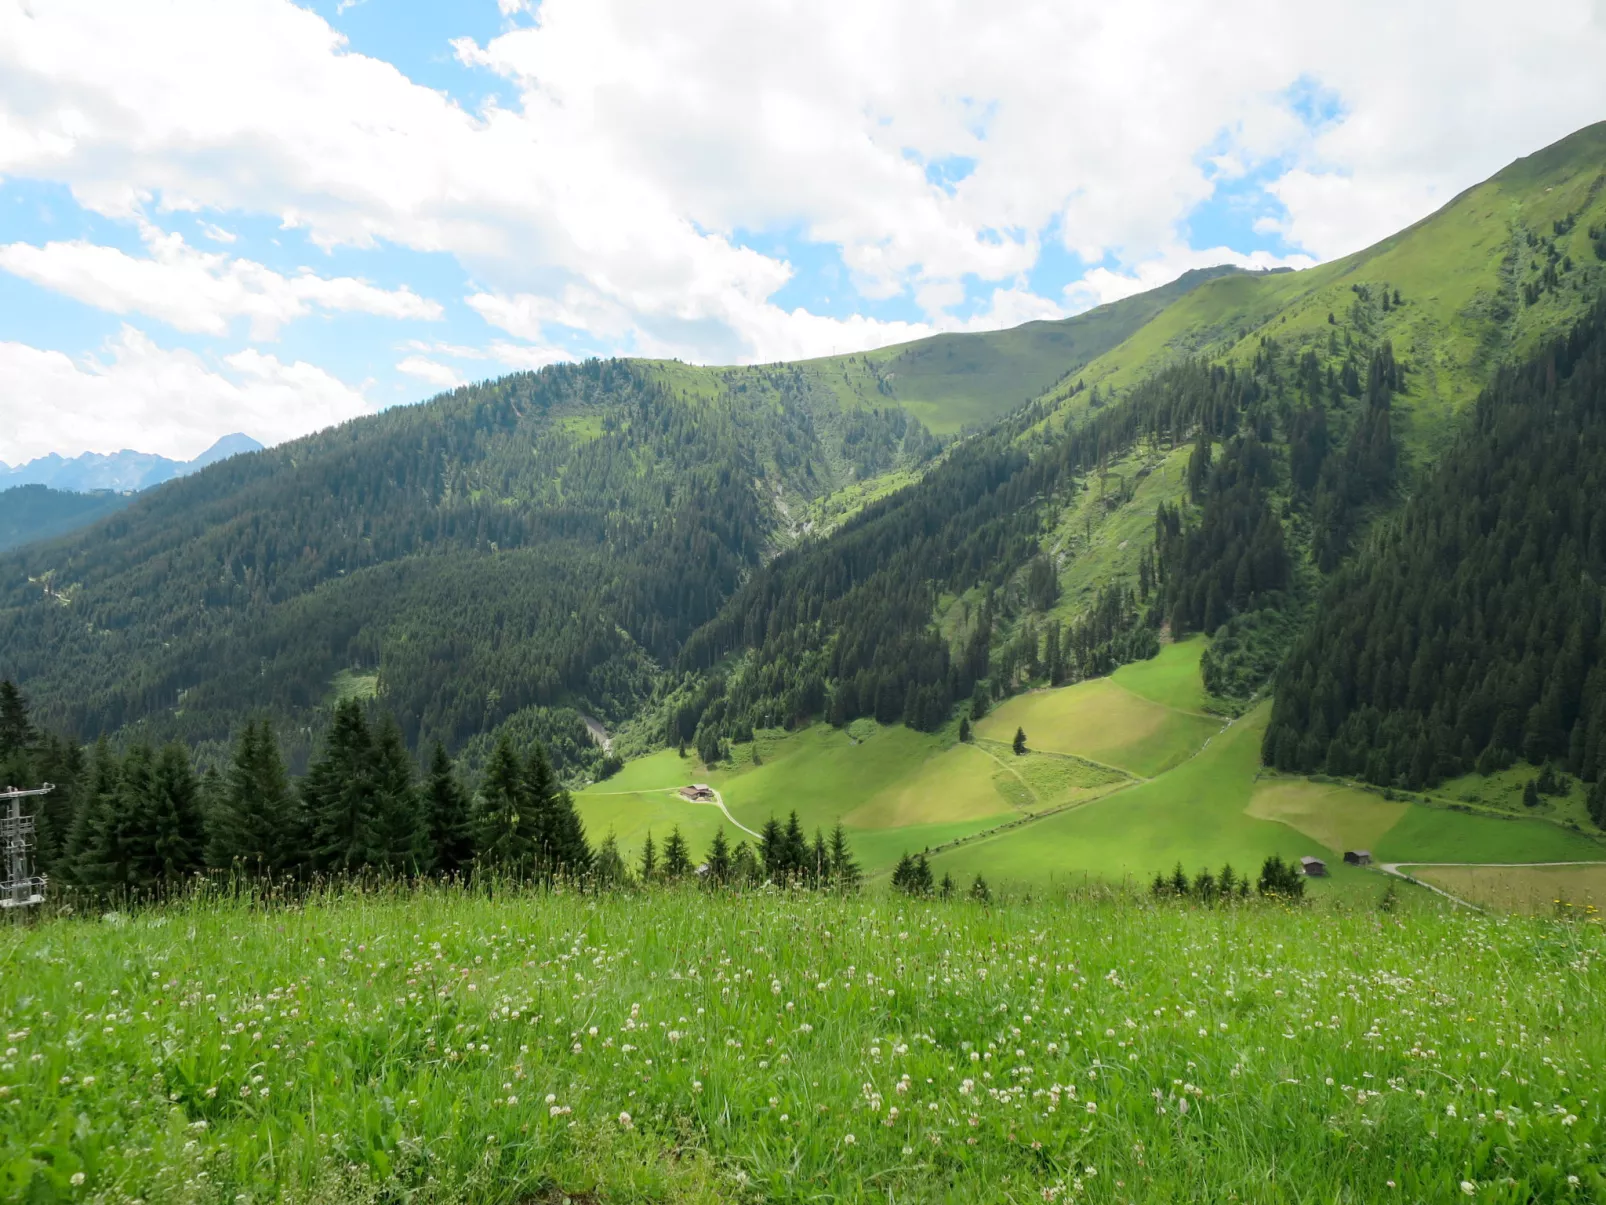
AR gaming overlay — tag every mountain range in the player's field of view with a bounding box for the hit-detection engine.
[2,120,1606,882]
[0,433,264,555]
[0,432,263,493]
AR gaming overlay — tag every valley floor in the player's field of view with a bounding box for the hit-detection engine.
[579,640,1606,905]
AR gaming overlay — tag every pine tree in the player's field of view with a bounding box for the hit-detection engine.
[968,873,991,903]
[424,743,474,874]
[705,826,731,883]
[372,714,426,873]
[474,732,538,876]
[1523,778,1541,808]
[522,742,589,879]
[827,822,859,889]
[638,830,658,882]
[1013,727,1028,756]
[958,716,971,742]
[939,871,955,899]
[663,825,692,878]
[302,700,382,874]
[206,720,301,876]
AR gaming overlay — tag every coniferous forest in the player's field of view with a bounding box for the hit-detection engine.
[1266,297,1606,826]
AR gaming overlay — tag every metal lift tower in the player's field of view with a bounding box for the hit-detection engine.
[0,783,51,910]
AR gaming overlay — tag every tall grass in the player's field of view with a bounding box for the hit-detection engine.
[2,881,1601,1202]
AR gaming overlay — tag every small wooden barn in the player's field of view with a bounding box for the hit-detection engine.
[1343,850,1372,866]
[1300,856,1328,877]
[680,783,715,801]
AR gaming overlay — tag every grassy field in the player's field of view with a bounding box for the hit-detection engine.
[1409,863,1606,915]
[3,885,1601,1204]
[975,671,1220,780]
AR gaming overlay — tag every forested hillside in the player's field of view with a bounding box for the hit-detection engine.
[1266,297,1606,825]
[0,263,1240,771]
[0,485,131,553]
[2,123,1606,820]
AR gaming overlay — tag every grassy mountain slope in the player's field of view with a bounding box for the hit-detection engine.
[639,264,1244,437]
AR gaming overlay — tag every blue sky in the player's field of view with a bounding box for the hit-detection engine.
[1,0,1602,463]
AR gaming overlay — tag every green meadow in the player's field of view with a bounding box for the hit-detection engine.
[588,636,1605,903]
[4,884,1603,1204]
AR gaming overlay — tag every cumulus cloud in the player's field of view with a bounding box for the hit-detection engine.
[396,355,466,390]
[2,0,1604,373]
[0,327,373,463]
[0,224,442,339]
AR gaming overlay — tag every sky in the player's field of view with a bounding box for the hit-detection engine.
[2,0,1605,464]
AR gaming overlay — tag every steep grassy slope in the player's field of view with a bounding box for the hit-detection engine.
[640,264,1244,437]
[1062,122,1606,456]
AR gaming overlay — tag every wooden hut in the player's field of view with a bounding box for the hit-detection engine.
[1300,855,1328,877]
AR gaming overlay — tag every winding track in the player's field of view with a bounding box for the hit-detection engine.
[585,785,761,839]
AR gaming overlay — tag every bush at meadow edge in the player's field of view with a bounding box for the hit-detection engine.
[1,884,1602,1204]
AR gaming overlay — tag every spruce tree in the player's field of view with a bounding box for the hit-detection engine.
[730,838,759,883]
[782,810,808,879]
[638,830,658,882]
[914,853,934,894]
[663,826,691,878]
[67,738,119,885]
[302,700,382,874]
[424,742,475,875]
[143,743,205,887]
[705,827,731,883]
[522,742,589,879]
[758,817,784,879]
[372,714,426,873]
[592,831,629,887]
[474,733,538,876]
[0,680,34,762]
[809,828,830,885]
[891,853,916,893]
[80,742,147,893]
[206,720,302,876]
[939,871,955,899]
[827,822,859,889]
[969,873,991,904]
[958,716,971,742]
[1013,727,1028,756]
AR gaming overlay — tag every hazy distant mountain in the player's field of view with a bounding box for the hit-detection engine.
[0,433,264,493]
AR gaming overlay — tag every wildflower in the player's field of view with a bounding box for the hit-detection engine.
[1446,1103,1457,1118]
[1461,1182,1477,1196]
[618,1111,633,1129]
[71,1173,85,1187]
[843,1133,856,1146]
[1085,1101,1097,1114]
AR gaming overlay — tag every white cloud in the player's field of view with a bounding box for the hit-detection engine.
[0,327,373,463]
[0,224,441,339]
[396,355,466,390]
[1,0,1604,373]
[1066,245,1317,311]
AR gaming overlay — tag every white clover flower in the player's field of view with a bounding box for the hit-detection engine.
[618,1111,633,1129]
[843,1133,856,1146]
[1085,1101,1097,1114]
[1460,1181,1476,1196]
